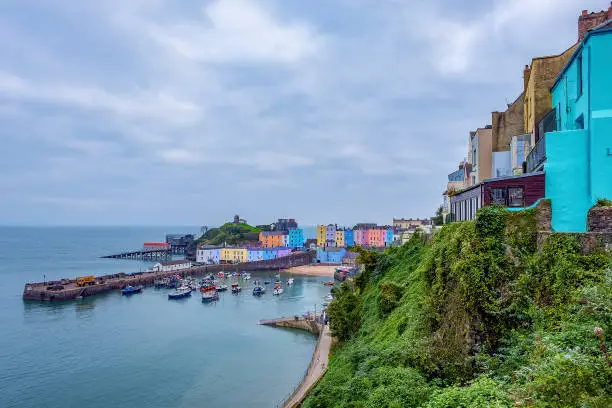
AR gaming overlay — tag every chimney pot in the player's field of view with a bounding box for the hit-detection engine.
[582,10,588,16]
[524,64,530,70]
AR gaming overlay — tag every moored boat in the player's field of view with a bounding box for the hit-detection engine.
[231,283,242,294]
[286,278,294,285]
[273,283,283,295]
[242,273,251,280]
[168,287,192,299]
[252,285,265,296]
[201,290,219,302]
[323,281,334,286]
[122,285,143,295]
[216,284,228,292]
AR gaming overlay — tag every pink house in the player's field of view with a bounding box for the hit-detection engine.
[354,229,367,246]
[274,247,292,258]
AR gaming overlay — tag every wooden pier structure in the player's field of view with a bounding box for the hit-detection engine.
[101,248,172,260]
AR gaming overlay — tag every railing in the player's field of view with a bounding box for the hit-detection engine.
[526,134,546,173]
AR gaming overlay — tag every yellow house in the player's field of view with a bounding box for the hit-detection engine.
[220,248,247,264]
[335,230,345,247]
[317,225,326,246]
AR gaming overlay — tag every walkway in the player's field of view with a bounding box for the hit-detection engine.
[283,324,332,408]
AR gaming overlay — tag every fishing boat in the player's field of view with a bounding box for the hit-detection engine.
[286,278,294,285]
[121,285,143,295]
[218,272,224,278]
[231,283,241,294]
[323,281,334,286]
[252,285,265,296]
[201,290,219,303]
[216,284,228,292]
[273,283,283,295]
[168,287,192,299]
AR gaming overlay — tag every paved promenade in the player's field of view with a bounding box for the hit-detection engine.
[283,324,331,408]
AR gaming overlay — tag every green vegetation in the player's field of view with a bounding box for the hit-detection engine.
[596,198,612,207]
[197,222,261,246]
[304,207,612,408]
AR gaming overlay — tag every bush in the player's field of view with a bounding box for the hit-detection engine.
[378,281,404,316]
[596,198,612,207]
[424,377,512,408]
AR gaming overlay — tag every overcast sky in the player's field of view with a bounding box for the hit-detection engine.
[0,0,603,226]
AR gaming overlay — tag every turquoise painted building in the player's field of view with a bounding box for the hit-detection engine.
[263,249,277,260]
[545,23,612,232]
[344,230,354,247]
[385,229,394,246]
[287,229,304,248]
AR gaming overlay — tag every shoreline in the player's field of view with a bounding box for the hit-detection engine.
[283,264,337,276]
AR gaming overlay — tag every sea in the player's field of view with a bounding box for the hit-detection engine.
[0,226,327,408]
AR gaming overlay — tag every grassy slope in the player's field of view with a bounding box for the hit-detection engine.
[304,209,612,408]
[198,223,261,246]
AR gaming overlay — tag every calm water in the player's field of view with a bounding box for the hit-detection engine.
[0,227,328,408]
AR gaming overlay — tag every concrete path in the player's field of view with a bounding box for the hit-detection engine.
[283,324,332,408]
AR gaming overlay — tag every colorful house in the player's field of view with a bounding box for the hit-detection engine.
[326,224,336,247]
[385,229,394,246]
[196,246,221,264]
[263,248,277,260]
[316,225,326,247]
[354,228,368,246]
[316,247,347,264]
[273,247,292,258]
[247,248,264,262]
[335,230,345,247]
[287,229,304,248]
[344,229,354,247]
[220,248,247,264]
[259,231,286,248]
[545,22,612,232]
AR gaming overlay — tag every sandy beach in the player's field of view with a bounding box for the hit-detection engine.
[284,265,337,276]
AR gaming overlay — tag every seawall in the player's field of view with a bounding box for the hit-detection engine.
[23,250,315,302]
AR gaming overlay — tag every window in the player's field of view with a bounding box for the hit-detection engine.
[577,54,583,97]
[491,188,507,206]
[508,187,524,208]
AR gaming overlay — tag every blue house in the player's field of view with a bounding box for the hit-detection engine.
[545,22,612,232]
[263,249,277,260]
[344,230,354,247]
[247,248,264,262]
[288,228,304,248]
[316,247,347,263]
[385,229,394,246]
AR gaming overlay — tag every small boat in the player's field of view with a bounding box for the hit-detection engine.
[218,272,224,278]
[216,284,228,292]
[122,285,143,295]
[263,280,271,285]
[253,285,265,296]
[231,283,242,294]
[323,281,334,286]
[286,278,294,285]
[168,287,192,299]
[243,273,251,280]
[325,294,334,301]
[273,284,284,295]
[201,290,219,303]
[200,283,216,293]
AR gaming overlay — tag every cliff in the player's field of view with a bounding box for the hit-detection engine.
[304,207,612,407]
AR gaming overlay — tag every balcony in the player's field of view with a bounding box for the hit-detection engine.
[526,134,546,172]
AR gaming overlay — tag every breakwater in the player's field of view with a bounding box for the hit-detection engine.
[23,250,315,301]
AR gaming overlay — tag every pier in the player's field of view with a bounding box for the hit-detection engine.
[24,251,315,302]
[101,248,172,260]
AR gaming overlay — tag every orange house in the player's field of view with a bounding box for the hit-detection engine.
[259,231,285,248]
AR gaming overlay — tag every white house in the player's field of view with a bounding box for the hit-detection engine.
[196,247,221,264]
[282,234,289,248]
[152,260,192,272]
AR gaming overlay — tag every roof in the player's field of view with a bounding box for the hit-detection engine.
[157,260,192,266]
[144,242,168,246]
[553,25,612,89]
[483,171,545,183]
[261,231,287,236]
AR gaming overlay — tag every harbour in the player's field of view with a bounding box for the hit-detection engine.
[1,226,332,408]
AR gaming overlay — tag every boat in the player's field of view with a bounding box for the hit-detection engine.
[323,281,334,286]
[263,280,271,285]
[243,273,251,280]
[231,283,242,294]
[121,285,143,295]
[200,282,216,292]
[168,287,192,299]
[286,278,294,285]
[273,283,283,295]
[252,285,265,296]
[218,272,224,278]
[216,284,228,292]
[325,294,334,301]
[201,290,219,303]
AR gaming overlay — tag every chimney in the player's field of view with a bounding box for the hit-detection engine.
[578,7,610,41]
[523,64,531,92]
